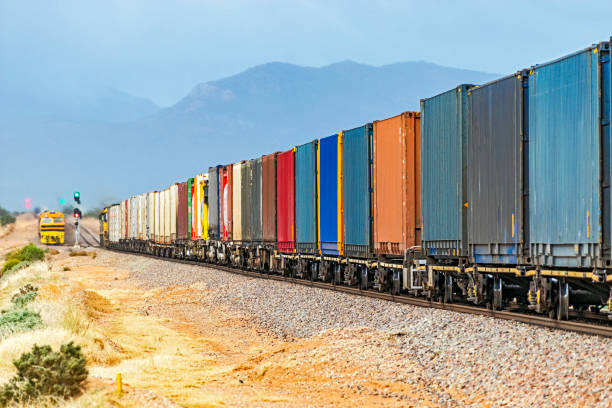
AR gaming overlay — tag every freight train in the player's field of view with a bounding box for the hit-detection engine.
[100,40,612,321]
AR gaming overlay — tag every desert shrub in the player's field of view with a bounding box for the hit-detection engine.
[0,308,43,333]
[11,284,38,308]
[0,342,88,406]
[2,244,46,276]
[0,259,20,275]
[0,208,15,227]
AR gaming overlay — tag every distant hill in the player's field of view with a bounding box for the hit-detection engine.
[152,60,497,150]
[0,60,498,211]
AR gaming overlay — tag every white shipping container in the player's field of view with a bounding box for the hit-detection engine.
[170,183,178,242]
[160,189,166,243]
[130,197,137,239]
[147,192,154,241]
[120,200,127,240]
[233,162,243,241]
[154,191,161,242]
[109,205,120,242]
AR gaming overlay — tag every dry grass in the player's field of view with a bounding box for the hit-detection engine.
[63,266,71,271]
[69,251,88,257]
[89,252,97,259]
[47,249,60,255]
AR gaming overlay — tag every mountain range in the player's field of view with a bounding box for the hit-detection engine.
[0,60,498,211]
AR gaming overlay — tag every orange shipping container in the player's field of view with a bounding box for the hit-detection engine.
[373,112,421,256]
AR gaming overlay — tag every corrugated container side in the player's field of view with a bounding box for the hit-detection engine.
[132,197,137,239]
[421,85,471,257]
[188,178,194,240]
[177,182,188,240]
[318,133,342,255]
[147,192,154,240]
[373,112,421,256]
[170,184,178,242]
[195,174,208,240]
[342,124,373,258]
[129,197,135,239]
[220,164,233,241]
[137,195,144,240]
[262,153,278,243]
[295,141,318,253]
[154,191,160,242]
[109,205,120,242]
[251,157,263,243]
[277,149,295,252]
[468,75,523,264]
[163,188,170,243]
[233,162,243,242]
[241,162,251,242]
[121,200,127,240]
[207,167,220,240]
[529,46,606,267]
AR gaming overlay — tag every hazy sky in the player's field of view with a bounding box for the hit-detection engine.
[2,0,612,106]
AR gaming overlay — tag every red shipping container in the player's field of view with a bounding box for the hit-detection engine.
[177,181,188,240]
[276,148,295,253]
[219,164,233,241]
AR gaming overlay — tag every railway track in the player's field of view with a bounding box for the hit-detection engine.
[106,248,612,338]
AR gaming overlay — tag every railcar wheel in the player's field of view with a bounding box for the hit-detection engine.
[557,281,569,320]
[443,273,453,303]
[492,276,503,310]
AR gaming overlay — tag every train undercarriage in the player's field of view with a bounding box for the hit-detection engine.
[107,239,612,321]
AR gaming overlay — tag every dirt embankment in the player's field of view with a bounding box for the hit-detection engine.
[0,216,435,407]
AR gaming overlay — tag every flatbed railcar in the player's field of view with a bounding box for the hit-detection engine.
[101,38,612,321]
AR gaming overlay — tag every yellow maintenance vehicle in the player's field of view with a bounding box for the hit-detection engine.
[39,211,65,245]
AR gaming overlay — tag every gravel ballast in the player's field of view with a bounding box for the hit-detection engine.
[98,250,612,407]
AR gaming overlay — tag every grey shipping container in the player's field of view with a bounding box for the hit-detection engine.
[250,157,263,243]
[421,84,472,258]
[207,166,220,240]
[529,43,610,268]
[342,124,373,258]
[295,141,318,253]
[468,74,527,264]
[262,153,277,243]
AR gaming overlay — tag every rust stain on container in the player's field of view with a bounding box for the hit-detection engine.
[373,112,421,256]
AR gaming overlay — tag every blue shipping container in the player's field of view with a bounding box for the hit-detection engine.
[342,124,372,258]
[295,141,318,253]
[529,43,610,267]
[421,85,471,257]
[318,133,341,255]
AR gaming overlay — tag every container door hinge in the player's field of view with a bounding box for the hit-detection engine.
[601,119,610,126]
[600,55,610,63]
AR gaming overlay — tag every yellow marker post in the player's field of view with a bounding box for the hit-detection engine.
[116,373,123,395]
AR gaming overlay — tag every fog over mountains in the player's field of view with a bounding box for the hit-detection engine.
[0,60,497,211]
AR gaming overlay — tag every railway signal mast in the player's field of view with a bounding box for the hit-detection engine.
[73,192,82,247]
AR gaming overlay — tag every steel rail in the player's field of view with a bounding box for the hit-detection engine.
[106,248,612,338]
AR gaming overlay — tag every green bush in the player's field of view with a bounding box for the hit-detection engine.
[0,342,88,406]
[0,259,21,275]
[11,284,38,308]
[0,309,43,333]
[1,244,46,276]
[0,208,15,227]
